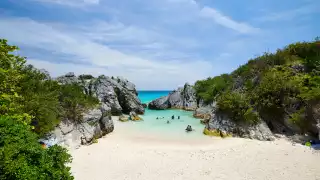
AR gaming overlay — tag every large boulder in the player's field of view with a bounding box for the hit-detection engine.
[50,107,114,149]
[148,83,197,110]
[148,96,169,110]
[205,112,275,141]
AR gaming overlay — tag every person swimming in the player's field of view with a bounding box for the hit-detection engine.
[156,117,159,120]
[171,115,174,120]
[178,116,180,120]
[167,120,170,124]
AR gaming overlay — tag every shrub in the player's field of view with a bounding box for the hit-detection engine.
[194,74,232,103]
[79,74,94,80]
[217,92,259,124]
[0,116,73,180]
[59,83,99,123]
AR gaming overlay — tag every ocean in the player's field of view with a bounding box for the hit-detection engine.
[125,90,207,140]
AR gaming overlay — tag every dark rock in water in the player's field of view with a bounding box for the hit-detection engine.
[148,96,170,110]
[142,103,147,108]
[186,125,193,132]
[205,112,275,141]
[148,83,197,110]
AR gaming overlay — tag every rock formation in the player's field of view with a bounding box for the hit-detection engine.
[204,112,275,141]
[148,83,197,110]
[45,107,114,149]
[56,73,145,115]
[46,72,144,149]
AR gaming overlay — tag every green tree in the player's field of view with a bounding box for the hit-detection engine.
[0,39,31,124]
[0,116,73,180]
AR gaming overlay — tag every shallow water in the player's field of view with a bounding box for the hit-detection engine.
[123,91,207,140]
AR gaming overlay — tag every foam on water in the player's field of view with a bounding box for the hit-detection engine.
[123,91,207,140]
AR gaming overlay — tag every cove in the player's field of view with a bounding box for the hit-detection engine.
[121,91,207,140]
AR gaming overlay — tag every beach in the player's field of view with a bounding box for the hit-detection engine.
[70,117,320,180]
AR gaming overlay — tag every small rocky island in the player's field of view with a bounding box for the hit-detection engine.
[45,72,145,149]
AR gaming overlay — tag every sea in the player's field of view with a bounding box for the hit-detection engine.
[123,90,207,140]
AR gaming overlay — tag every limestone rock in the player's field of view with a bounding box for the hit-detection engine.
[206,112,275,141]
[193,105,214,119]
[56,73,144,115]
[129,111,142,121]
[50,107,115,149]
[148,83,197,110]
[148,96,169,110]
[119,115,129,122]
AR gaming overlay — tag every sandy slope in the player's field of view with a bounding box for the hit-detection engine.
[70,118,320,180]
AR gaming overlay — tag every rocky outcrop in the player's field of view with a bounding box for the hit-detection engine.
[56,73,144,115]
[148,96,169,110]
[205,112,275,141]
[46,72,144,149]
[45,107,114,150]
[193,102,215,118]
[148,83,197,110]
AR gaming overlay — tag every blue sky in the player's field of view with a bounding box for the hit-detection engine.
[0,0,319,90]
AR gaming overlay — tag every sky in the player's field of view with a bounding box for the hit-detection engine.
[0,0,319,90]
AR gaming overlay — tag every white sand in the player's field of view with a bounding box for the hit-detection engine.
[70,117,320,180]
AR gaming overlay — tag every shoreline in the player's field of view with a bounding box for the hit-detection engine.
[70,116,320,180]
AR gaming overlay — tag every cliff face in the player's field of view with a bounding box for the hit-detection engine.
[57,73,145,115]
[44,73,144,149]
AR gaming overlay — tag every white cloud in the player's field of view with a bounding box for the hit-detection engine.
[199,7,259,34]
[165,0,258,34]
[0,17,214,90]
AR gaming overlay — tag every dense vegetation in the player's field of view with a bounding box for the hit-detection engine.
[0,39,99,179]
[195,38,320,135]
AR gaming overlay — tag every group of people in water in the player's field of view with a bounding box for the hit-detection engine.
[156,115,181,124]
[155,115,193,132]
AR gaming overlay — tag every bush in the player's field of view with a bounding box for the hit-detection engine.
[217,91,259,124]
[0,116,74,180]
[59,83,99,123]
[194,74,232,103]
[79,74,94,80]
[286,40,320,72]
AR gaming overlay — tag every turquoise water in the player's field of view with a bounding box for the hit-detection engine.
[128,91,206,140]
[138,90,171,103]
